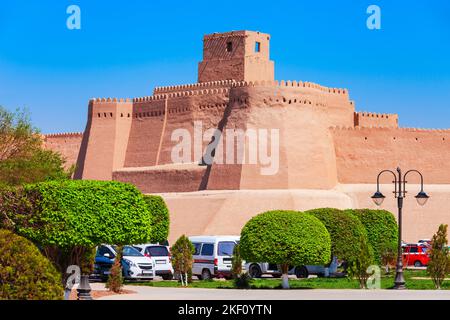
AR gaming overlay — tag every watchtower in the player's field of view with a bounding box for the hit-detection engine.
[198,30,274,83]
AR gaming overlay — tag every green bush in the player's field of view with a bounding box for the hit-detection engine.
[240,210,331,288]
[143,195,170,244]
[347,234,375,289]
[304,208,369,264]
[171,235,195,287]
[345,209,398,264]
[427,224,450,289]
[0,229,64,300]
[0,180,153,247]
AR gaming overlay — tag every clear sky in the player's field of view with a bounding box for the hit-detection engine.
[0,0,449,133]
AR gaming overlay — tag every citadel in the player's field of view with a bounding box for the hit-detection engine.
[44,30,450,243]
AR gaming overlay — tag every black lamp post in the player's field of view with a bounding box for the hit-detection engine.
[371,167,429,290]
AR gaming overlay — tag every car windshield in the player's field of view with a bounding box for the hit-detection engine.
[146,246,169,257]
[218,241,236,256]
[119,246,143,257]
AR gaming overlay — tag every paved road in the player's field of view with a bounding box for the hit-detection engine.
[95,284,450,300]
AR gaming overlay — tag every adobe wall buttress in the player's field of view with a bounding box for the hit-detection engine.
[74,98,133,180]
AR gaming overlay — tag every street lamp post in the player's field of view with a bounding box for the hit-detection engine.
[371,167,429,290]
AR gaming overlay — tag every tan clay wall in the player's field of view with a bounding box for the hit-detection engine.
[43,132,83,169]
[160,186,450,244]
[74,99,133,180]
[113,164,206,193]
[331,127,450,184]
[354,111,398,128]
[206,81,354,190]
[198,31,274,83]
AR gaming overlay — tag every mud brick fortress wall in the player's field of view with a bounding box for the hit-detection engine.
[45,31,450,243]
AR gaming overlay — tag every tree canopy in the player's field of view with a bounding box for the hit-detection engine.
[0,106,71,187]
[304,208,369,264]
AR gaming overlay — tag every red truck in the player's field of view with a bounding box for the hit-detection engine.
[402,244,430,267]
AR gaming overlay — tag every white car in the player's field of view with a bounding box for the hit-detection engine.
[133,244,174,280]
[189,235,240,280]
[95,245,155,281]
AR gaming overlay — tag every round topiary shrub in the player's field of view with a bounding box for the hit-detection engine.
[240,210,331,288]
[143,195,170,244]
[304,208,369,264]
[345,209,398,264]
[0,229,64,300]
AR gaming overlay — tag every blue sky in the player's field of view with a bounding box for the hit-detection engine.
[0,0,449,133]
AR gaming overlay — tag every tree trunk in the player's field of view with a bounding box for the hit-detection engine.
[185,273,188,287]
[281,264,290,289]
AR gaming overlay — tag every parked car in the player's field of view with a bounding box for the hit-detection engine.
[402,244,430,267]
[94,245,155,281]
[189,235,241,280]
[133,244,174,280]
[245,262,281,278]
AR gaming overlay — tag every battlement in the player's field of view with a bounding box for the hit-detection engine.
[153,79,348,96]
[153,80,236,94]
[231,79,348,95]
[44,132,84,138]
[134,87,231,103]
[354,111,398,128]
[90,98,132,103]
[330,126,450,132]
[203,30,247,40]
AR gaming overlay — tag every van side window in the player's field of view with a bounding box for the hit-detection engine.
[200,243,214,256]
[193,243,202,255]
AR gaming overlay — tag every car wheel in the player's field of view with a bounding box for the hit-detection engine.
[201,269,212,280]
[414,261,423,267]
[295,266,309,279]
[162,274,174,280]
[248,264,262,278]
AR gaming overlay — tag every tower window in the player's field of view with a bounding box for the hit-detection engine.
[226,41,233,52]
[255,41,261,52]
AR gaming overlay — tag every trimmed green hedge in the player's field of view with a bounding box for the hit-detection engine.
[304,208,369,263]
[0,180,153,247]
[143,195,170,244]
[240,210,331,266]
[345,209,398,264]
[0,229,64,300]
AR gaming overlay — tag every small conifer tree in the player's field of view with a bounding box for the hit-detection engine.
[427,224,450,289]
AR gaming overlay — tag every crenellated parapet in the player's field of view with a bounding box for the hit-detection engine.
[354,111,398,128]
[229,79,348,95]
[134,87,231,103]
[44,132,84,138]
[89,97,132,103]
[153,80,236,94]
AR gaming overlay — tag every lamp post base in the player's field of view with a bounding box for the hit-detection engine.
[393,270,406,290]
[77,274,93,300]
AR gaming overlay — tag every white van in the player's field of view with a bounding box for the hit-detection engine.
[189,235,240,280]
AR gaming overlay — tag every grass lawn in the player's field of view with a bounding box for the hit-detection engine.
[132,269,450,290]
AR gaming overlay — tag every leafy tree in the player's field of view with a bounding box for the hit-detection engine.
[0,180,153,284]
[346,209,398,265]
[379,239,397,274]
[106,246,124,293]
[0,229,64,300]
[143,195,170,244]
[305,208,369,266]
[171,235,195,287]
[231,243,243,279]
[347,234,374,289]
[240,210,331,289]
[427,224,450,289]
[0,106,71,187]
[231,244,252,289]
